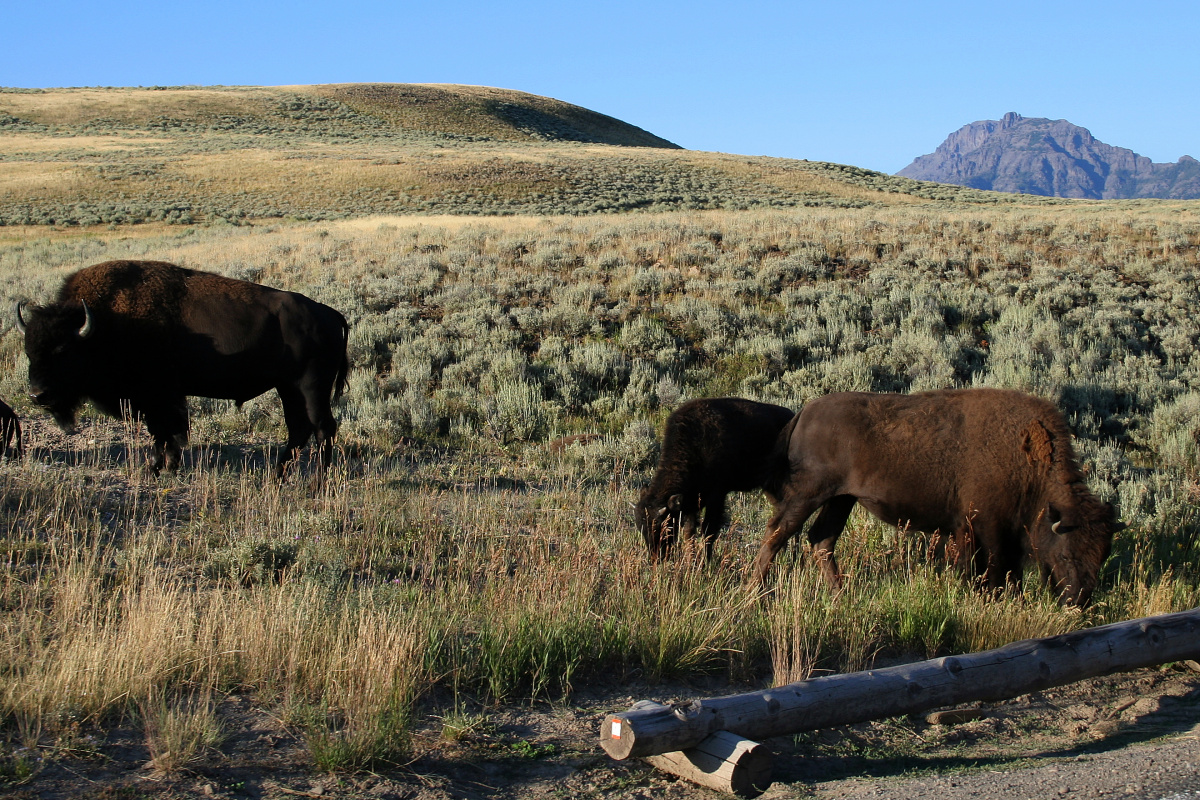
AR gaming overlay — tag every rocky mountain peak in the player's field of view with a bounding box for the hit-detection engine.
[1000,111,1023,128]
[898,114,1199,199]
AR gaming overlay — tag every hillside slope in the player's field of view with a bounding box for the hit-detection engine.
[314,83,681,147]
[1,84,1045,226]
[898,112,1200,199]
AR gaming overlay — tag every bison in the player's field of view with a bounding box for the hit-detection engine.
[636,397,795,559]
[0,397,22,458]
[755,388,1124,607]
[15,260,349,476]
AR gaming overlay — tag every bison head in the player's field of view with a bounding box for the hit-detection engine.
[15,300,95,433]
[635,492,686,558]
[1038,498,1124,607]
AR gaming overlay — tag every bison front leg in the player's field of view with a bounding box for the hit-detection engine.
[953,519,1022,597]
[984,535,1024,596]
[699,493,728,560]
[142,398,189,473]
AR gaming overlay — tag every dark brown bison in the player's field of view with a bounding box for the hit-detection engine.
[755,388,1124,606]
[15,260,349,475]
[0,398,22,458]
[636,397,795,558]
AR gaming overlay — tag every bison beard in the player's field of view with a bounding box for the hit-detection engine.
[757,388,1124,607]
[15,260,349,477]
[635,397,795,559]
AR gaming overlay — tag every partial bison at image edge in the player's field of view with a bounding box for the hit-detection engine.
[636,397,796,559]
[15,259,349,476]
[757,388,1126,607]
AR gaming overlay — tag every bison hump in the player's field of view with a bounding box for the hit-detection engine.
[1020,420,1055,468]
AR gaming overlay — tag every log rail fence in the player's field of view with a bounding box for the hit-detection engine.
[599,607,1200,796]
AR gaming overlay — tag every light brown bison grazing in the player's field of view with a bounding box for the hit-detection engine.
[0,398,22,458]
[756,388,1124,606]
[636,397,795,559]
[16,260,349,476]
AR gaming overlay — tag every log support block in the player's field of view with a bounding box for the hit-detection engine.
[644,729,773,798]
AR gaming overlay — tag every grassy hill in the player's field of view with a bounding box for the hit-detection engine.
[0,83,1049,227]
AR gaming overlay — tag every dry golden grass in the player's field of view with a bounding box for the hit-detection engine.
[699,154,927,204]
[0,133,173,154]
[142,691,224,775]
[0,86,281,127]
[0,162,88,197]
[1,83,1024,226]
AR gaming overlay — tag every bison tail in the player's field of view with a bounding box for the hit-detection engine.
[333,317,350,401]
[760,410,801,497]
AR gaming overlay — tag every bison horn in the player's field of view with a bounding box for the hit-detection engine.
[1051,519,1061,534]
[78,301,94,339]
[14,301,27,335]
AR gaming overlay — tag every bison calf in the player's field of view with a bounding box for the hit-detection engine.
[16,260,349,476]
[757,388,1124,606]
[0,398,22,458]
[636,397,795,559]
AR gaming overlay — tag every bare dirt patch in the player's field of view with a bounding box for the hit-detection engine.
[6,665,1199,800]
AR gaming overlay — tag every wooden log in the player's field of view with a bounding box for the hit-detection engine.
[625,703,773,797]
[601,606,1200,760]
[644,729,772,797]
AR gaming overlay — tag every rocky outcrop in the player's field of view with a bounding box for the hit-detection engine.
[898,113,1199,199]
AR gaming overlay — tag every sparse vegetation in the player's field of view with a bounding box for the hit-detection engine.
[142,692,224,774]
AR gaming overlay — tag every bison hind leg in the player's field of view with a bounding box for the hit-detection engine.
[277,381,339,479]
[276,386,317,478]
[804,495,856,591]
[1,415,21,459]
[754,491,833,586]
[309,403,338,477]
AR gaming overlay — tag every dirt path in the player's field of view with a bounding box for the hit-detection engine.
[804,736,1200,800]
[7,665,1199,800]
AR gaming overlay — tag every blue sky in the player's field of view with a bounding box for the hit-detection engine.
[5,0,1197,174]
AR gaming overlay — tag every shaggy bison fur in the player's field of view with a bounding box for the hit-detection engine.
[756,388,1124,606]
[636,397,795,558]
